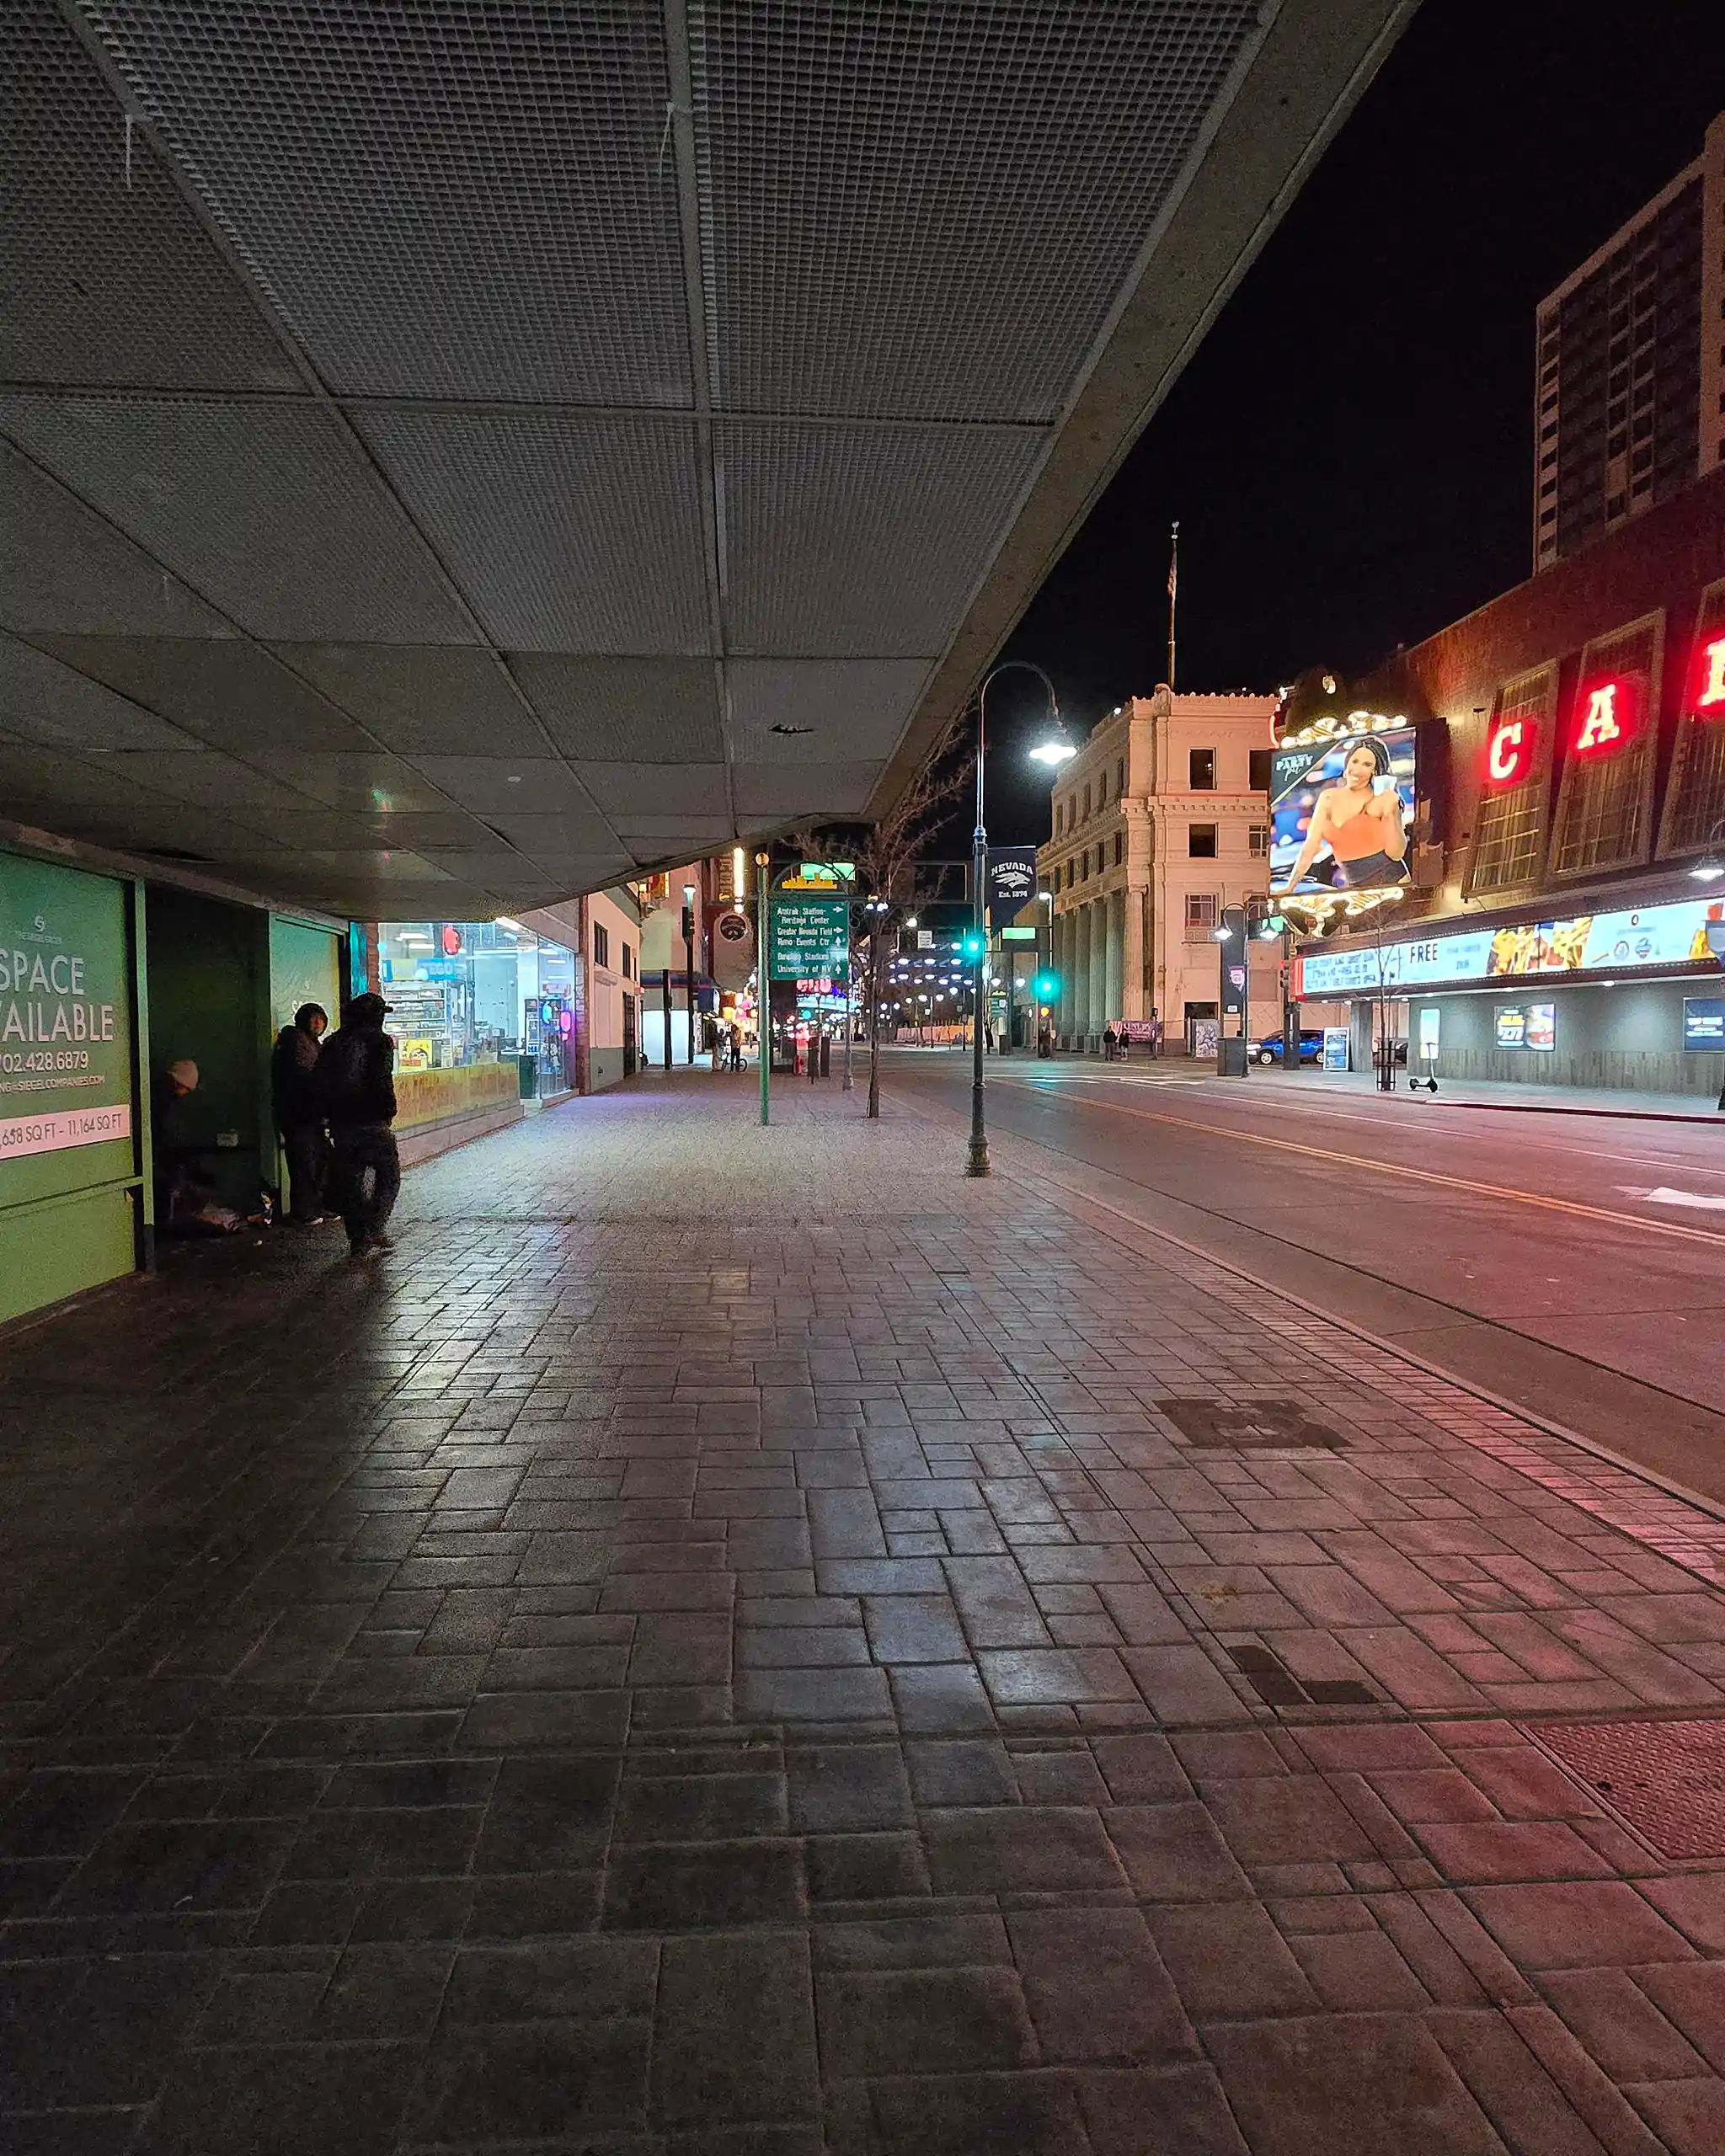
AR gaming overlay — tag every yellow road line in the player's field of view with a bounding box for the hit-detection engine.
[996,1076,1725,1251]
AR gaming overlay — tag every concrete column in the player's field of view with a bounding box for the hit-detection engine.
[1122,884,1145,1021]
[1073,907,1092,1041]
[1087,903,1106,1043]
[1057,914,1076,1042]
[1103,893,1124,1026]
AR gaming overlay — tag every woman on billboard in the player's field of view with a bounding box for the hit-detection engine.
[1275,735,1410,892]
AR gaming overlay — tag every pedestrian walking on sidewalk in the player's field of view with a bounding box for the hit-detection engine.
[270,1001,331,1225]
[1103,1024,1119,1062]
[318,992,400,1259]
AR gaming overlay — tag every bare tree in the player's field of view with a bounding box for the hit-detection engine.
[798,721,973,1117]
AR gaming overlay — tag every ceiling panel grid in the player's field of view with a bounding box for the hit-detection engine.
[3,2,303,392]
[0,394,474,642]
[688,0,1263,419]
[508,655,724,763]
[72,0,693,403]
[718,418,1048,654]
[353,409,712,654]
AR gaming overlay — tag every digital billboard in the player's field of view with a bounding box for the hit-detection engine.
[1298,895,1725,998]
[1269,726,1416,894]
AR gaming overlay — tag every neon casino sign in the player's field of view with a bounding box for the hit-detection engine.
[1482,712,1537,787]
[1570,675,1638,759]
[1695,632,1725,715]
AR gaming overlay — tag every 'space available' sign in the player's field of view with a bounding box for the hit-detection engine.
[0,852,133,1173]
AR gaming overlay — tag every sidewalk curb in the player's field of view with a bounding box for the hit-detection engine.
[1395,1096,1719,1127]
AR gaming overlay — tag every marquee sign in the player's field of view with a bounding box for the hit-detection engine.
[1571,675,1639,759]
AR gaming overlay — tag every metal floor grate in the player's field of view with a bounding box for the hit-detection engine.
[1531,1720,1725,1860]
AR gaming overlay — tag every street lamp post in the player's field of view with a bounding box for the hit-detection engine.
[967,661,1071,1177]
[681,883,697,1066]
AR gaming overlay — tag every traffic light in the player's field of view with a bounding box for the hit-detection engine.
[958,928,986,962]
[1033,970,1060,1002]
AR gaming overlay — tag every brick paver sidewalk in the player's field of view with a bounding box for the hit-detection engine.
[3,1072,1725,2153]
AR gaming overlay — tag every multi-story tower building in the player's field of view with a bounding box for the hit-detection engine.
[1036,687,1277,1050]
[1534,111,1725,569]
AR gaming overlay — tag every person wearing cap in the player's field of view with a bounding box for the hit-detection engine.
[318,992,400,1258]
[149,1058,241,1233]
[270,1001,332,1225]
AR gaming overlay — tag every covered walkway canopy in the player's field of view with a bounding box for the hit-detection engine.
[3,1,1409,919]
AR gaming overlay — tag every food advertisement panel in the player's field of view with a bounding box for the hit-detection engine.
[1270,725,1417,894]
[1299,895,1725,997]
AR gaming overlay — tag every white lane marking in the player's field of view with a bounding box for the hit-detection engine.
[1618,1186,1725,1212]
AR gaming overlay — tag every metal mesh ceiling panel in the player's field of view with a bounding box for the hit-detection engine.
[510,656,723,763]
[0,631,188,752]
[727,658,929,760]
[480,814,622,860]
[580,764,729,819]
[95,747,312,811]
[410,756,605,816]
[733,758,884,818]
[275,643,548,759]
[3,3,302,392]
[356,410,711,654]
[0,442,231,637]
[73,1,692,404]
[37,633,373,752]
[718,419,1046,654]
[689,0,1263,419]
[0,395,472,641]
[236,753,450,814]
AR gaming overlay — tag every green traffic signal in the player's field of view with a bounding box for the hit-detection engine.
[958,930,986,961]
[1033,971,1060,1001]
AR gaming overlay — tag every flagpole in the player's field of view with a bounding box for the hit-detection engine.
[1167,520,1179,691]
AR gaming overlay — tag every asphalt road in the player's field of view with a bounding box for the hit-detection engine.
[889,1050,1725,1507]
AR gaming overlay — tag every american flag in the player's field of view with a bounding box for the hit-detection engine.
[1167,523,1178,600]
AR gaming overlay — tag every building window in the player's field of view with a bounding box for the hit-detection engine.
[1117,756,1126,795]
[1188,823,1218,858]
[1083,783,1092,819]
[594,922,611,968]
[1097,771,1108,807]
[1189,748,1215,789]
[1248,825,1269,857]
[1114,832,1124,866]
[1248,748,1272,792]
[1184,893,1218,939]
[622,943,633,979]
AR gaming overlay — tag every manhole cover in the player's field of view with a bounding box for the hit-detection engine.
[1159,1397,1346,1450]
[1530,1720,1725,1859]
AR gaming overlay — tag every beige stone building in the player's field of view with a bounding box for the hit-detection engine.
[1036,687,1279,1049]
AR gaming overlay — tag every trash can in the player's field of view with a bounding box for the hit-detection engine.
[516,1053,538,1100]
[1217,1036,1249,1077]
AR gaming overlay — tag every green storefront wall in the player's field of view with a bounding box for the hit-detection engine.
[0,848,146,1326]
[2,842,350,1327]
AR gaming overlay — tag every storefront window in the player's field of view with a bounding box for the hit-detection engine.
[378,921,575,1091]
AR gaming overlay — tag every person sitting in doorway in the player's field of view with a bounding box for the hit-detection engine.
[270,1001,333,1225]
[151,1059,242,1235]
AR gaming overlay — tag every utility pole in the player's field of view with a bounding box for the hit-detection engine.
[681,883,697,1066]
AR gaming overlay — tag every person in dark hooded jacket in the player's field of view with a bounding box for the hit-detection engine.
[270,1002,331,1224]
[318,993,399,1258]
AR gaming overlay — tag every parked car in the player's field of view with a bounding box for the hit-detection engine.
[1255,1030,1323,1066]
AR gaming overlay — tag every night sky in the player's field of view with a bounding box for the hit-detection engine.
[978,0,1725,849]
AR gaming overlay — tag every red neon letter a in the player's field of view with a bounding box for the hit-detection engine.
[1575,683,1621,752]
